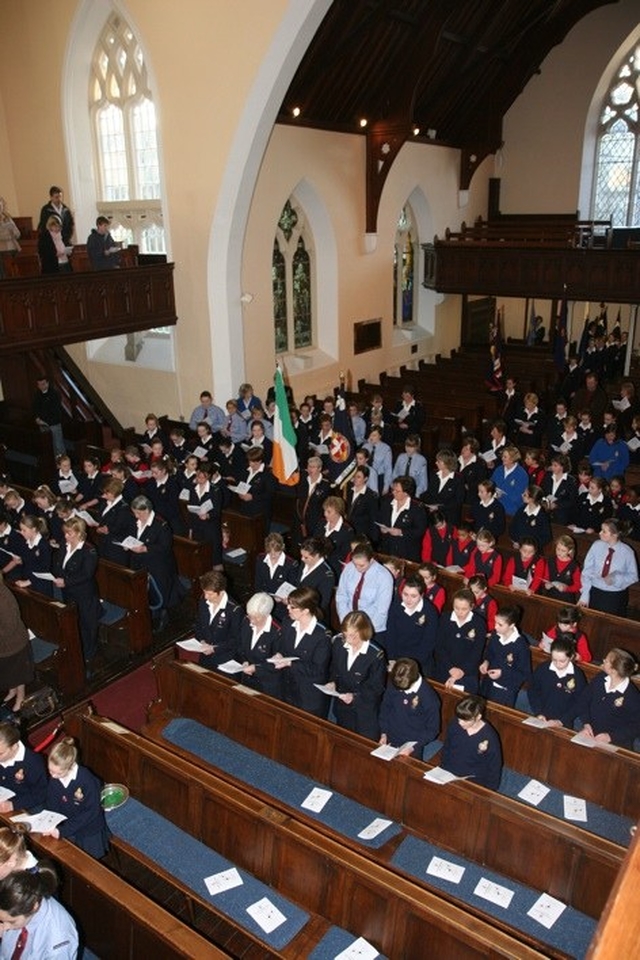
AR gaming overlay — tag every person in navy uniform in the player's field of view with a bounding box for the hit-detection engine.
[254,532,299,614]
[12,515,53,598]
[420,450,464,526]
[312,495,353,578]
[0,512,25,579]
[508,485,552,550]
[527,637,587,727]
[294,537,335,625]
[378,658,441,760]
[0,722,47,814]
[345,466,379,544]
[326,611,386,740]
[95,477,132,565]
[127,495,186,626]
[295,457,331,540]
[0,864,79,959]
[52,517,101,665]
[272,586,332,718]
[188,462,228,568]
[233,448,274,526]
[147,457,185,535]
[479,606,531,708]
[391,385,426,441]
[471,480,506,540]
[385,576,439,677]
[195,570,243,670]
[572,647,640,750]
[217,436,247,484]
[434,588,487,693]
[74,456,104,514]
[541,454,577,525]
[42,736,109,859]
[440,694,503,790]
[458,437,487,507]
[237,592,282,698]
[378,476,428,562]
[571,476,612,533]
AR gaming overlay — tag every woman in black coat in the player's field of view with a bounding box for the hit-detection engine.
[187,462,228,567]
[128,495,186,611]
[272,586,332,718]
[237,592,282,698]
[294,537,335,625]
[95,477,132,565]
[327,611,386,740]
[52,517,101,664]
[345,466,379,543]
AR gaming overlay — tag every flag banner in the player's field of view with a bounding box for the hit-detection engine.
[272,366,299,486]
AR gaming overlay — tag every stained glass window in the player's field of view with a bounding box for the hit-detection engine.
[592,41,640,226]
[393,205,416,324]
[273,199,314,354]
[90,13,164,251]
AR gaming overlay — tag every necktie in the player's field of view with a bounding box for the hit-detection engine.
[12,928,28,960]
[601,547,614,578]
[352,571,366,610]
[404,456,412,477]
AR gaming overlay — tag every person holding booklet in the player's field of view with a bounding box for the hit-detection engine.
[271,586,332,718]
[0,722,47,812]
[378,658,441,759]
[42,737,109,859]
[236,592,282,697]
[325,611,386,740]
[478,606,531,707]
[571,647,640,749]
[12,516,53,598]
[52,517,101,667]
[194,570,243,670]
[186,461,227,568]
[527,637,587,727]
[440,695,502,790]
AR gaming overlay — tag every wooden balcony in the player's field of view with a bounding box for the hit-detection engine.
[0,262,176,354]
[422,243,640,303]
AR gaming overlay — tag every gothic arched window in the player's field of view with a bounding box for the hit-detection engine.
[592,40,640,226]
[393,205,416,325]
[273,199,314,353]
[89,12,164,250]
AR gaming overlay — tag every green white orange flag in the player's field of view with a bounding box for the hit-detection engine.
[272,365,299,486]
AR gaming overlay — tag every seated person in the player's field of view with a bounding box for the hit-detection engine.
[528,637,587,727]
[463,528,503,587]
[479,606,531,707]
[440,694,503,790]
[378,658,441,759]
[538,535,581,604]
[502,537,545,595]
[540,605,592,663]
[572,647,640,750]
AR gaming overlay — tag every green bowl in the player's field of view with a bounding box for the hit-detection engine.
[100,783,129,811]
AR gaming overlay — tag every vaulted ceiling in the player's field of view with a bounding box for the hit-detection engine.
[278,0,617,230]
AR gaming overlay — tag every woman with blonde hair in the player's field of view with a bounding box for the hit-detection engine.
[52,517,101,666]
[42,737,109,859]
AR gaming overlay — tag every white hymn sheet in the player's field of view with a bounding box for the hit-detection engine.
[12,810,67,832]
[176,638,205,652]
[522,716,551,729]
[0,786,15,802]
[114,536,143,550]
[187,499,214,514]
[474,877,514,909]
[370,741,417,761]
[510,576,529,592]
[423,766,467,785]
[571,732,618,752]
[314,683,342,698]
[75,509,98,527]
[527,893,567,929]
[563,795,587,822]
[192,446,210,459]
[228,482,251,496]
[204,867,243,896]
[334,937,379,960]
[58,479,78,494]
[627,436,640,452]
[217,660,245,674]
[273,581,297,600]
[426,856,465,884]
[178,488,191,501]
[357,818,393,840]
[32,572,57,581]
[518,779,551,806]
[246,897,286,934]
[301,787,332,812]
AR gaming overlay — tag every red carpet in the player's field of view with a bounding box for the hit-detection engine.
[91,662,159,731]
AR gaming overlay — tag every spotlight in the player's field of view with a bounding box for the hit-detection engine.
[359,118,368,128]
[292,106,301,118]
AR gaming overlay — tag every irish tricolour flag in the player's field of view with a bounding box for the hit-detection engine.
[272,365,299,486]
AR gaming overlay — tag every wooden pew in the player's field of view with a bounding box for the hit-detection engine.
[0,420,56,485]
[63,707,553,960]
[172,534,212,599]
[95,560,153,654]
[24,832,229,959]
[432,681,640,820]
[7,583,85,697]
[146,653,624,923]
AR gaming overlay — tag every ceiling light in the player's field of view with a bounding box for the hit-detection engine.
[359,118,368,128]
[292,106,301,118]
[413,126,420,136]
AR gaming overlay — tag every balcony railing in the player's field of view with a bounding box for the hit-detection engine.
[0,263,176,354]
